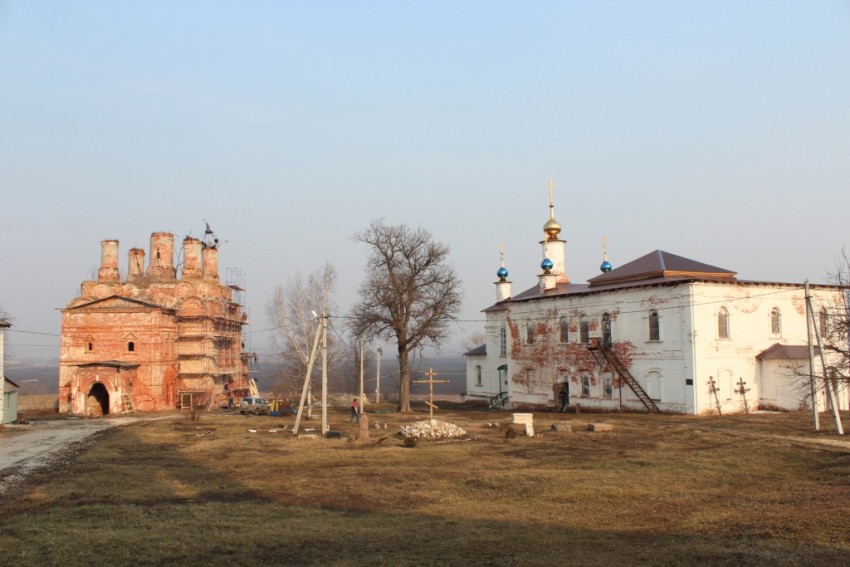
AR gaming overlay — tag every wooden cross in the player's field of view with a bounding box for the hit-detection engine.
[412,368,450,422]
[736,377,751,414]
[546,179,557,206]
[707,376,721,416]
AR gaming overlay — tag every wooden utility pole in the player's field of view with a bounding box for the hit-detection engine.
[805,281,821,431]
[375,346,382,403]
[805,282,844,435]
[412,368,449,422]
[358,338,365,417]
[321,311,328,435]
[293,316,323,435]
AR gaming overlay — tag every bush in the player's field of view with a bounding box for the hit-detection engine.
[403,436,419,448]
[504,425,517,439]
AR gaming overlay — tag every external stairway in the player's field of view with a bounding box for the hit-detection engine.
[587,338,659,412]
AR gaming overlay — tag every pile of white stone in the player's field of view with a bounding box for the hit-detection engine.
[399,419,467,441]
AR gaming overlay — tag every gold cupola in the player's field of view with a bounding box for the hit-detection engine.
[543,179,562,240]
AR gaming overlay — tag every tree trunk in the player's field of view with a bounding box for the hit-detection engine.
[397,348,412,413]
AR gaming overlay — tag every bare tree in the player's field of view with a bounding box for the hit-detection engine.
[463,331,486,352]
[821,249,850,390]
[349,220,463,412]
[265,264,344,399]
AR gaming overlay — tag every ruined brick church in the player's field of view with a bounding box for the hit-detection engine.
[59,230,252,415]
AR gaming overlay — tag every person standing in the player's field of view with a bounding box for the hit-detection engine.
[350,398,360,424]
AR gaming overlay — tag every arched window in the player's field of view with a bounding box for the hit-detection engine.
[560,317,569,343]
[718,307,729,339]
[602,372,613,399]
[601,313,612,347]
[819,308,829,337]
[526,322,534,344]
[499,327,507,357]
[581,371,591,397]
[475,365,482,386]
[580,315,589,344]
[770,307,782,336]
[648,310,660,341]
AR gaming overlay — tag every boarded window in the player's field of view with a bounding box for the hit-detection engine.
[499,327,507,357]
[770,308,781,335]
[580,315,589,343]
[718,307,729,339]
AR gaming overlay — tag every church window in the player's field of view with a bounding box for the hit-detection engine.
[526,322,534,344]
[770,307,782,336]
[128,341,135,352]
[718,307,729,339]
[87,342,93,351]
[475,365,482,386]
[602,373,613,399]
[580,315,589,343]
[581,371,591,397]
[819,308,828,337]
[560,317,568,343]
[499,327,507,357]
[648,310,660,341]
[601,312,612,347]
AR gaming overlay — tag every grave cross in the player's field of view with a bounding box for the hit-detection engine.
[412,368,450,422]
[736,377,751,414]
[707,376,722,416]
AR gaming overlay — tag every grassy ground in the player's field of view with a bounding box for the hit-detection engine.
[1,405,848,566]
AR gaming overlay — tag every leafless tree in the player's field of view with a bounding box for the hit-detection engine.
[821,249,850,390]
[462,331,486,352]
[265,264,345,399]
[349,220,463,412]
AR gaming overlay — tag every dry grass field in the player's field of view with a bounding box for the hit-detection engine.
[1,405,848,566]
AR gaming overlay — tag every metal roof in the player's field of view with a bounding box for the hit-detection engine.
[588,250,736,287]
[756,343,818,360]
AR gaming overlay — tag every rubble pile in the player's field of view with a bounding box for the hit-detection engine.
[399,420,467,441]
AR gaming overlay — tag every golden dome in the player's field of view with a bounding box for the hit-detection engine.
[543,208,561,240]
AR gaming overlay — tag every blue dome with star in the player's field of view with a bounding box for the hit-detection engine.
[600,260,612,273]
[497,266,509,280]
[541,258,554,272]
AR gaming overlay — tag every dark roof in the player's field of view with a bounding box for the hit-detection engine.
[588,250,736,287]
[756,343,818,361]
[64,295,175,312]
[0,319,10,328]
[464,344,486,356]
[4,377,20,388]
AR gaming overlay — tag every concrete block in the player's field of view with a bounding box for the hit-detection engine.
[512,413,534,425]
[551,423,572,432]
[586,423,613,432]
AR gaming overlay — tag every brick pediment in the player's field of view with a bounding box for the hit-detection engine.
[68,295,166,311]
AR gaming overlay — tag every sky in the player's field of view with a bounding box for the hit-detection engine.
[1,1,849,363]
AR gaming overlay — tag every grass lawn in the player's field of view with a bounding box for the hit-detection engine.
[1,405,848,566]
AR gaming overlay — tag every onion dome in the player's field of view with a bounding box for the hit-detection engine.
[541,258,554,273]
[543,212,561,240]
[497,266,509,281]
[600,260,612,273]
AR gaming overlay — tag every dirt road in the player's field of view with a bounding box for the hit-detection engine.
[0,416,150,496]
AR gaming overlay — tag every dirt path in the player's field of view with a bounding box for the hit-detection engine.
[0,416,152,496]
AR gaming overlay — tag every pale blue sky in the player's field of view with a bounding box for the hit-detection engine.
[1,1,848,360]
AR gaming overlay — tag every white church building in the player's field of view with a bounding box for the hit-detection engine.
[464,188,847,415]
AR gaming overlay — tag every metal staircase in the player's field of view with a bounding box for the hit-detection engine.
[489,391,509,410]
[587,338,658,412]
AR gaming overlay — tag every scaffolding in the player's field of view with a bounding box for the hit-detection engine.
[227,267,260,398]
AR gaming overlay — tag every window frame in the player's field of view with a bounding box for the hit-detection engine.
[648,310,660,341]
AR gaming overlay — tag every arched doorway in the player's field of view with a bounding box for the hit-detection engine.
[87,382,110,416]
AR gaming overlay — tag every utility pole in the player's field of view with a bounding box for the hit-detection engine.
[321,311,329,435]
[293,315,323,435]
[805,281,821,431]
[375,346,382,403]
[805,282,844,435]
[358,338,365,417]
